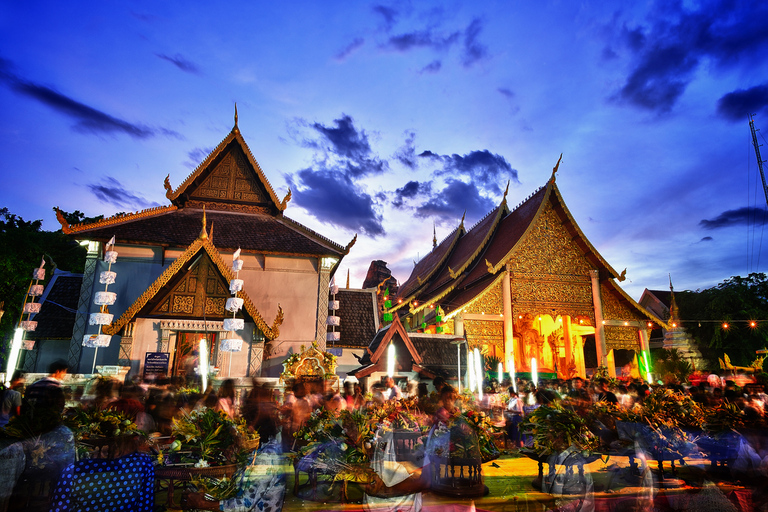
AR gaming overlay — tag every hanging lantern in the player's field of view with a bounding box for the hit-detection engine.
[327,315,341,326]
[20,320,37,332]
[28,285,44,297]
[327,331,341,342]
[89,313,114,325]
[23,302,41,314]
[229,279,244,293]
[82,334,111,348]
[220,339,243,352]
[94,291,117,306]
[329,300,340,310]
[221,248,245,358]
[99,271,117,284]
[225,297,244,312]
[224,318,245,331]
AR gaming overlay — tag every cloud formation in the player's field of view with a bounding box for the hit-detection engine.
[88,177,162,209]
[0,58,177,139]
[393,130,418,169]
[699,207,768,229]
[717,84,768,121]
[285,114,389,236]
[420,149,519,195]
[607,0,768,114]
[461,18,489,67]
[287,169,385,236]
[156,53,201,74]
[415,179,494,222]
[392,180,432,208]
[335,38,365,61]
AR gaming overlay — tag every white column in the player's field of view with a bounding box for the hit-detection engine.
[562,315,572,377]
[315,257,338,350]
[502,269,514,372]
[589,269,608,369]
[454,311,465,337]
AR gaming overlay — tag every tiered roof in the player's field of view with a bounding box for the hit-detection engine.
[392,171,656,322]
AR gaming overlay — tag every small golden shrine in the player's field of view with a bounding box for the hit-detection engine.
[280,342,338,390]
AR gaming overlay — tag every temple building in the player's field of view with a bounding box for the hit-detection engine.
[52,113,355,379]
[386,162,665,379]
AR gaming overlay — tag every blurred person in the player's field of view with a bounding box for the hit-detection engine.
[216,379,237,418]
[23,359,68,416]
[386,376,402,400]
[0,371,25,427]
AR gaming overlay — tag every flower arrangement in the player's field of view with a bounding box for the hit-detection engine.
[461,409,500,462]
[65,407,144,441]
[165,407,259,467]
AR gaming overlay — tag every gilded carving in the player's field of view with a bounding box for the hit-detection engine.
[464,320,503,350]
[191,147,267,205]
[601,284,644,322]
[509,205,593,277]
[57,205,178,234]
[173,296,194,314]
[605,325,640,351]
[184,200,272,214]
[464,281,502,315]
[205,297,226,316]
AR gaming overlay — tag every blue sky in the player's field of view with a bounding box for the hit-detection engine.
[2,0,768,299]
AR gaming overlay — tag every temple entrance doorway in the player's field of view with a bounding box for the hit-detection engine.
[171,331,218,380]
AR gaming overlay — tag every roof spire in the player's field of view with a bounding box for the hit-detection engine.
[433,222,437,248]
[346,269,350,289]
[200,205,208,239]
[668,274,680,325]
[460,210,466,229]
[234,103,239,130]
[503,180,510,199]
[551,153,563,180]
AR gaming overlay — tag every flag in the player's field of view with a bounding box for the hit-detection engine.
[39,256,45,269]
[107,235,116,249]
[233,247,241,261]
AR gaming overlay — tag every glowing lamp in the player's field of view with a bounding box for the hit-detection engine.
[468,350,476,392]
[5,329,24,385]
[474,347,483,400]
[387,343,396,378]
[497,362,503,384]
[200,338,209,392]
[723,323,729,329]
[531,358,538,387]
[509,355,517,393]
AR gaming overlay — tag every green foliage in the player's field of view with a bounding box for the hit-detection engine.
[675,273,768,367]
[652,349,693,383]
[0,208,87,359]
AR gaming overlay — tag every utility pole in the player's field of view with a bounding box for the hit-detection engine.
[750,114,768,207]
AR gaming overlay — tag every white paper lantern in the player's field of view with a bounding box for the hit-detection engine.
[229,279,244,293]
[94,291,117,305]
[220,339,243,352]
[224,318,244,331]
[82,334,111,348]
[330,284,339,295]
[104,251,118,263]
[329,300,340,310]
[232,259,244,272]
[327,315,341,326]
[99,271,117,285]
[29,285,44,297]
[89,312,114,325]
[32,268,45,280]
[20,321,37,332]
[327,331,341,342]
[23,302,41,314]
[225,297,244,312]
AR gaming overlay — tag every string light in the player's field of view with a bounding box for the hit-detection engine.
[722,323,729,329]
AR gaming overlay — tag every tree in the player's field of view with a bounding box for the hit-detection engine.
[675,273,768,367]
[0,208,87,361]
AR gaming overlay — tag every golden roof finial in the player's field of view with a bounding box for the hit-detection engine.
[200,205,208,239]
[346,269,350,289]
[234,102,239,129]
[460,210,466,229]
[551,153,563,179]
[433,222,437,249]
[503,180,510,198]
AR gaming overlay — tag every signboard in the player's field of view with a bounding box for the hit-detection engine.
[144,352,170,378]
[98,365,121,376]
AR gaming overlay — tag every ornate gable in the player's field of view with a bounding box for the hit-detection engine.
[148,252,231,318]
[187,144,270,207]
[166,123,288,215]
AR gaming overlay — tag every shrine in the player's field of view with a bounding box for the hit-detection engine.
[387,161,665,378]
[51,111,355,378]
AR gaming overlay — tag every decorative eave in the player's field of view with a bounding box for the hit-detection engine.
[388,223,465,315]
[54,205,178,235]
[165,125,286,212]
[102,235,284,339]
[432,272,507,319]
[604,278,669,330]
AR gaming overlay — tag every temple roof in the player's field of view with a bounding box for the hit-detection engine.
[55,121,353,262]
[392,173,654,323]
[326,288,379,349]
[103,230,283,339]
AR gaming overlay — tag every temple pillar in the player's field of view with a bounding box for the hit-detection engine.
[606,349,616,378]
[638,328,651,383]
[502,268,514,372]
[315,257,338,350]
[69,241,99,372]
[562,315,572,377]
[589,269,608,370]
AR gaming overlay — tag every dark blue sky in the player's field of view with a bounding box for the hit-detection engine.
[2,0,768,298]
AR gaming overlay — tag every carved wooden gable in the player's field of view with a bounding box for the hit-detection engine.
[148,252,230,318]
[188,144,270,206]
